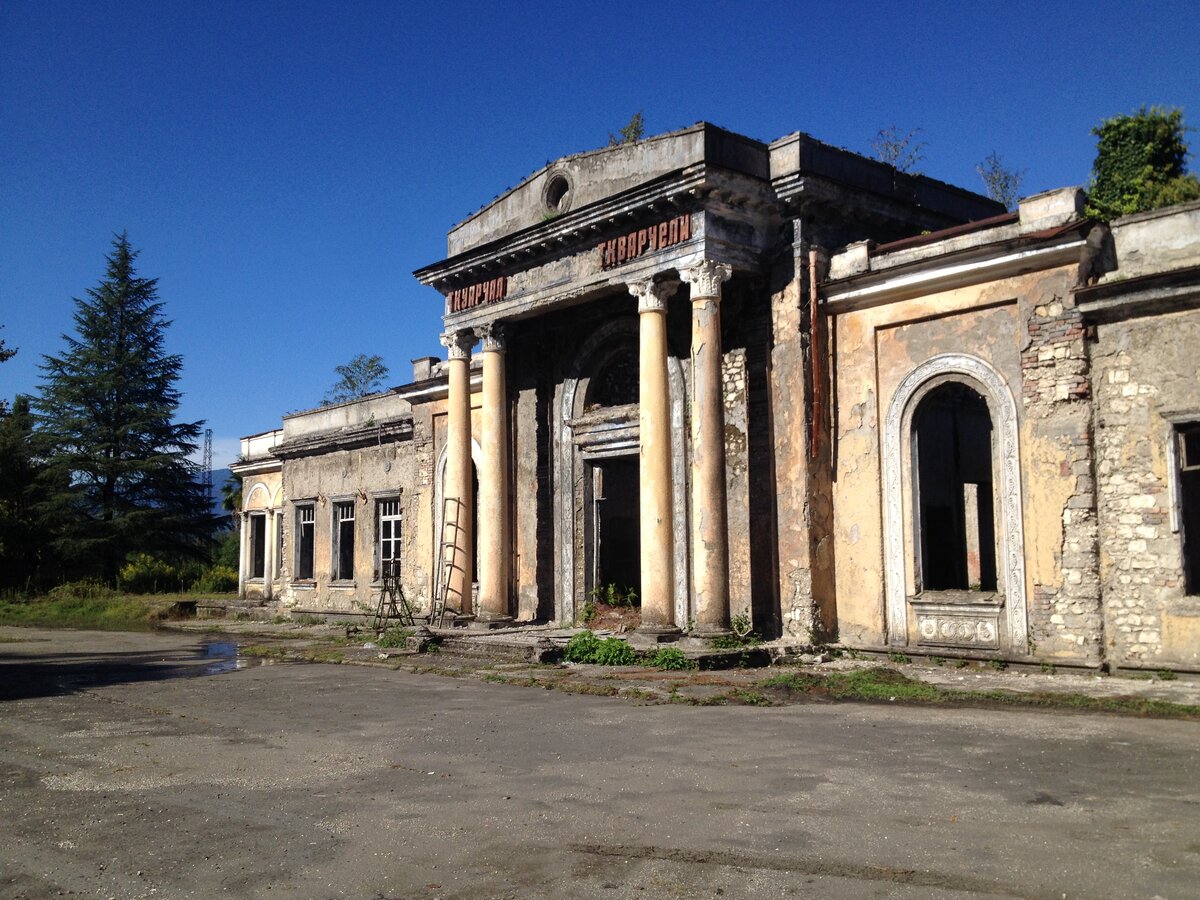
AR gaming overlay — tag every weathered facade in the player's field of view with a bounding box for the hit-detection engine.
[232,123,1200,670]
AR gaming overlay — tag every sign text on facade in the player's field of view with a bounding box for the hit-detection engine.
[448,276,508,313]
[599,213,692,270]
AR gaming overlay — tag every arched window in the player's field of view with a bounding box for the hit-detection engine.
[586,346,638,409]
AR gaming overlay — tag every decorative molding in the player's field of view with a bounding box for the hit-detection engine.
[627,278,676,314]
[478,322,506,353]
[440,329,476,360]
[881,353,1028,652]
[680,259,732,300]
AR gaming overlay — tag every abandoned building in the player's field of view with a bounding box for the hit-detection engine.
[231,123,1200,671]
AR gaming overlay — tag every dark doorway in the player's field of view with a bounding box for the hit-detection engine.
[249,514,266,579]
[914,382,998,591]
[593,456,640,597]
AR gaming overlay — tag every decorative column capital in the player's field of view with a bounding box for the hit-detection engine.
[440,329,476,361]
[478,322,507,353]
[680,259,732,300]
[628,278,677,314]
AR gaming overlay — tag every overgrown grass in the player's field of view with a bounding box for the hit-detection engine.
[0,582,183,631]
[760,666,1200,719]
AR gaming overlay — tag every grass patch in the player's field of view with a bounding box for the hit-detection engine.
[759,666,1200,719]
[563,630,640,666]
[0,584,181,631]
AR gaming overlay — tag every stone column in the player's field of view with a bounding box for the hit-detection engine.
[476,323,512,625]
[440,329,477,617]
[237,512,248,599]
[263,509,275,600]
[629,278,679,637]
[682,259,733,636]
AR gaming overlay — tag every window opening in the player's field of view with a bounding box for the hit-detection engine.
[587,347,638,409]
[914,382,997,592]
[333,501,355,581]
[296,505,315,580]
[248,513,266,579]
[274,512,283,579]
[377,498,402,579]
[1179,423,1200,595]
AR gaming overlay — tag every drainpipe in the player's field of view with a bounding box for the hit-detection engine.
[809,247,823,459]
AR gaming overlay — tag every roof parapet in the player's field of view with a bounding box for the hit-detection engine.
[1018,187,1086,233]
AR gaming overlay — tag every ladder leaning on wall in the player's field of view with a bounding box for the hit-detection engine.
[430,496,466,628]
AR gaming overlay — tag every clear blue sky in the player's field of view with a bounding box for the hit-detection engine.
[3,0,1198,468]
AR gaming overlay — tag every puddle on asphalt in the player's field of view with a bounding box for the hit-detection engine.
[194,640,286,676]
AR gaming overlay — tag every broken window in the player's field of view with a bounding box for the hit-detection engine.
[332,501,355,581]
[587,347,638,408]
[295,504,315,580]
[913,382,997,592]
[248,513,266,580]
[376,497,402,579]
[1178,423,1200,595]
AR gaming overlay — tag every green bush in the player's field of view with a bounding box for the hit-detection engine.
[191,565,238,593]
[563,630,603,662]
[651,646,693,670]
[563,630,639,665]
[119,554,179,594]
[47,579,120,602]
[376,626,414,648]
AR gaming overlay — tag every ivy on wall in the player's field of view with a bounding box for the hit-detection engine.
[1087,106,1200,219]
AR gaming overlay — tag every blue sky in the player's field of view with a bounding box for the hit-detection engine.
[2,0,1198,468]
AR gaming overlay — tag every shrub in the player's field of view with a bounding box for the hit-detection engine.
[119,554,178,594]
[47,579,120,602]
[191,565,238,593]
[651,646,693,671]
[563,630,639,665]
[376,626,413,648]
[563,630,603,663]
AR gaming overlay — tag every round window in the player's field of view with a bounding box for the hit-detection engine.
[544,173,571,213]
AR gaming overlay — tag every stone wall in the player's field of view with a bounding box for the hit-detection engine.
[1092,308,1200,668]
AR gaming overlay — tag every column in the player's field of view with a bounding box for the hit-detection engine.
[476,323,512,624]
[681,259,733,635]
[440,329,477,617]
[629,278,679,636]
[263,508,275,600]
[237,511,248,599]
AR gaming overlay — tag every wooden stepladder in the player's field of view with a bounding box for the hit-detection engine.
[431,496,466,628]
[373,559,417,630]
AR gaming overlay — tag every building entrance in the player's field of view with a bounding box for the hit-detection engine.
[591,456,640,600]
[914,382,997,592]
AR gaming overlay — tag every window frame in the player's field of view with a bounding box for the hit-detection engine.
[375,495,403,580]
[294,502,316,582]
[331,499,356,583]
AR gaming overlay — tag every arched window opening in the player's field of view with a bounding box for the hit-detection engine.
[914,382,998,592]
[586,346,638,409]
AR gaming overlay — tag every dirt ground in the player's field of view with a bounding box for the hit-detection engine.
[2,626,1199,899]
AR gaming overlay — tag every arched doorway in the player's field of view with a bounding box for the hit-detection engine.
[912,382,997,592]
[883,354,1028,652]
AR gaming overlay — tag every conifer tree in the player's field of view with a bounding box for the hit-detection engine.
[34,233,212,583]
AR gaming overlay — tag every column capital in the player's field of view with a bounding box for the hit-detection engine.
[440,328,476,361]
[680,259,732,300]
[628,278,677,314]
[478,321,507,353]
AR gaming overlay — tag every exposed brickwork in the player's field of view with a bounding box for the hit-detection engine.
[1022,289,1104,662]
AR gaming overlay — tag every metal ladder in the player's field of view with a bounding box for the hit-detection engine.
[372,559,417,631]
[430,496,466,628]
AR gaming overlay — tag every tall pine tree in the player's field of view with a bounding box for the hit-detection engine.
[35,233,212,584]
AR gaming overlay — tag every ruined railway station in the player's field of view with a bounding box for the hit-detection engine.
[232,123,1200,671]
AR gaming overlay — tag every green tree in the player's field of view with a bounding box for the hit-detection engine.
[976,151,1026,211]
[871,125,926,173]
[1087,106,1200,219]
[0,396,47,590]
[608,111,645,147]
[34,233,213,584]
[324,353,389,404]
[0,326,15,364]
[220,473,242,528]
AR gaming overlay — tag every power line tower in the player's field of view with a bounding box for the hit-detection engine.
[203,428,213,506]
